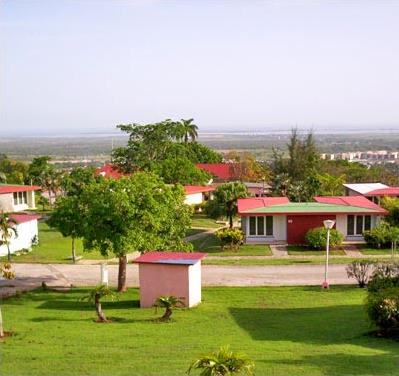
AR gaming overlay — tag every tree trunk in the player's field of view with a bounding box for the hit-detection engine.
[6,244,11,262]
[117,255,127,292]
[71,237,76,264]
[95,294,107,322]
[162,307,172,321]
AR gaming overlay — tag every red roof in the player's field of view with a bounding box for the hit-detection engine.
[0,185,41,194]
[9,214,41,224]
[238,197,290,213]
[133,251,206,265]
[196,163,238,180]
[365,187,399,196]
[95,164,127,179]
[314,196,387,213]
[184,185,215,195]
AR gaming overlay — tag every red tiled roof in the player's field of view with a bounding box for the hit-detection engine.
[196,163,238,180]
[314,196,387,213]
[365,187,399,196]
[95,164,127,179]
[184,186,215,195]
[133,251,207,265]
[238,197,290,213]
[9,214,41,224]
[0,185,41,194]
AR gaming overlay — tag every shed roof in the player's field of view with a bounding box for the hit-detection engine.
[184,186,215,195]
[0,185,41,194]
[133,252,207,265]
[365,187,399,196]
[343,183,388,195]
[9,213,41,224]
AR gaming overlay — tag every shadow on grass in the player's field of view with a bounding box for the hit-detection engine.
[258,352,399,376]
[229,304,370,344]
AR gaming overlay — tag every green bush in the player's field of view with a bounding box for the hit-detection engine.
[305,227,343,250]
[363,222,392,249]
[346,260,376,288]
[367,261,399,293]
[215,228,244,251]
[366,287,399,331]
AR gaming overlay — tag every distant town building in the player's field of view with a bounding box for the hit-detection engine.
[321,150,399,165]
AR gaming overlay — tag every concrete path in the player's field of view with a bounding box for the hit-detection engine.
[184,226,224,242]
[270,244,288,257]
[0,263,354,297]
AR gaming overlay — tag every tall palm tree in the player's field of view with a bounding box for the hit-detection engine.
[0,212,18,262]
[180,118,198,143]
[80,284,117,323]
[188,346,255,376]
[153,295,184,321]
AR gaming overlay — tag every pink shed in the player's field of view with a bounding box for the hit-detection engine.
[133,252,207,308]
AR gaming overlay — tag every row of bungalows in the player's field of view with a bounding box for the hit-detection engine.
[0,184,41,256]
[238,195,388,245]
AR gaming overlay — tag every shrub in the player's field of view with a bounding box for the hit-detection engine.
[215,228,244,251]
[366,287,399,331]
[367,261,399,293]
[346,260,376,288]
[305,227,343,250]
[363,221,399,249]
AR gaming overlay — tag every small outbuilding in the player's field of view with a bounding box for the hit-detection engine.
[133,252,206,308]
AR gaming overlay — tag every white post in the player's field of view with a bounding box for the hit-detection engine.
[101,263,109,286]
[322,219,335,290]
[0,307,3,337]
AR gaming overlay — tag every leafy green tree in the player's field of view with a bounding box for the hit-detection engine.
[317,173,345,196]
[80,285,117,323]
[153,295,184,321]
[188,346,255,376]
[381,197,399,227]
[27,156,53,185]
[185,142,222,163]
[206,182,248,228]
[0,212,18,262]
[79,173,193,292]
[0,155,28,184]
[36,194,49,211]
[61,166,98,196]
[48,196,83,263]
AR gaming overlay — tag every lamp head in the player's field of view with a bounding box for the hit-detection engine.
[323,219,335,229]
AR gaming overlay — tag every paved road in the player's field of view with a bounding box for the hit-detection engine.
[0,263,354,295]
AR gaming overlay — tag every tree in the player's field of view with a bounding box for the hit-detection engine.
[153,296,184,321]
[180,118,198,143]
[188,346,255,376]
[79,173,193,292]
[48,196,83,263]
[27,156,53,185]
[206,182,248,228]
[381,197,399,227]
[80,285,117,323]
[0,212,18,262]
[36,194,49,211]
[317,173,345,196]
[61,166,98,196]
[226,151,271,182]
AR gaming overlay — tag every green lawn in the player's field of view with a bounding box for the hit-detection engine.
[287,246,346,256]
[186,228,207,237]
[358,245,395,255]
[203,257,364,266]
[191,234,272,256]
[1,286,398,376]
[2,222,106,264]
[190,214,224,229]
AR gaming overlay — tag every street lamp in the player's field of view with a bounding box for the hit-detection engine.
[322,219,335,289]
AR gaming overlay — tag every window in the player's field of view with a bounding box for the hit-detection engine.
[347,215,354,236]
[249,217,256,235]
[248,216,273,236]
[266,216,273,236]
[13,192,18,205]
[257,217,265,235]
[364,216,371,231]
[348,215,372,236]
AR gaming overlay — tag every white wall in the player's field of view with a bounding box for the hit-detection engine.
[243,215,287,243]
[0,219,38,257]
[0,193,14,212]
[336,214,380,240]
[184,193,203,205]
[188,261,202,307]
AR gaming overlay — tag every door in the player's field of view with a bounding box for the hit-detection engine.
[287,215,336,245]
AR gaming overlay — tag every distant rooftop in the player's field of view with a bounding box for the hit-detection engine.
[343,183,388,195]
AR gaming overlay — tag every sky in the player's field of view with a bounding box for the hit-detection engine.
[1,0,399,136]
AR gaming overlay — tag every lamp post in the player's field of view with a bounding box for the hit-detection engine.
[322,219,335,289]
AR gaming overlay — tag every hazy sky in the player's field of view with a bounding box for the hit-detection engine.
[1,0,399,136]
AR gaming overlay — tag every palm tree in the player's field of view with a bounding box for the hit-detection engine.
[153,295,184,321]
[0,212,18,262]
[180,118,198,143]
[80,285,117,323]
[188,346,255,376]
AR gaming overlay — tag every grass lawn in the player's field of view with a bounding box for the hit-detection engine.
[191,234,272,256]
[186,228,207,237]
[2,222,106,264]
[190,213,224,229]
[287,246,346,256]
[358,245,395,256]
[1,286,398,376]
[203,257,364,266]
